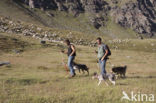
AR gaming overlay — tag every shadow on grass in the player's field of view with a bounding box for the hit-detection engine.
[5,78,49,85]
[118,83,128,86]
[37,66,49,70]
[127,76,156,79]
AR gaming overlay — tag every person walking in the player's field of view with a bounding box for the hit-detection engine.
[61,39,76,77]
[95,37,109,76]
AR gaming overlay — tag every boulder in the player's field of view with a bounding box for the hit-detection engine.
[112,0,156,37]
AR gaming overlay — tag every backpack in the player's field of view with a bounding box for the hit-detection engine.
[105,45,111,57]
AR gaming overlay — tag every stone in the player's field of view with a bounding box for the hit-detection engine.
[0,62,10,66]
[40,40,46,44]
[29,0,34,9]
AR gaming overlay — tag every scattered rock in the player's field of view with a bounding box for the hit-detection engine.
[40,40,46,44]
[126,56,131,59]
[29,0,34,9]
[12,49,23,54]
[0,61,10,66]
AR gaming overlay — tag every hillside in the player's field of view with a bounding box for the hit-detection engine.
[0,0,42,25]
[1,16,156,53]
[0,0,155,39]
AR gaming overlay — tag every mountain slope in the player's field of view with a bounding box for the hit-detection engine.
[0,0,155,39]
[0,0,42,25]
[18,0,156,38]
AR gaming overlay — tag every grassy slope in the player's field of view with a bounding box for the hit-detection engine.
[0,0,41,25]
[0,33,156,103]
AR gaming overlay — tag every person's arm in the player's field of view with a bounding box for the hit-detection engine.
[61,50,68,54]
[70,45,76,56]
[101,48,108,61]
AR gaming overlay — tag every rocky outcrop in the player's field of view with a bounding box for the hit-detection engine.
[20,0,110,28]
[112,0,156,37]
[0,16,96,46]
[0,16,60,41]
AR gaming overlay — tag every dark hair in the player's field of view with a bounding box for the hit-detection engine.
[96,37,102,41]
[64,39,70,45]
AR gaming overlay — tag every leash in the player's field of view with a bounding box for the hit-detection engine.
[60,52,69,74]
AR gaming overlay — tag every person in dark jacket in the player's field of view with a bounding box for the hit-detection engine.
[61,39,76,77]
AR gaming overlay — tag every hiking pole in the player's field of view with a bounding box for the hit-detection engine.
[60,52,69,75]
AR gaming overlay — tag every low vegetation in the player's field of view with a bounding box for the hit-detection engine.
[0,33,156,103]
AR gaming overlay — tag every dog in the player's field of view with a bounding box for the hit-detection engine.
[92,72,116,86]
[112,65,127,78]
[73,62,89,75]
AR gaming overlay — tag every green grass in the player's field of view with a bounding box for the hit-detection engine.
[116,0,137,7]
[0,34,29,53]
[0,0,41,25]
[0,1,156,102]
[0,33,156,103]
[99,17,138,39]
[105,39,156,53]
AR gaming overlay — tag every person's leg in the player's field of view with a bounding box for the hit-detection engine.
[68,56,75,76]
[99,59,102,72]
[71,56,75,75]
[100,59,107,76]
